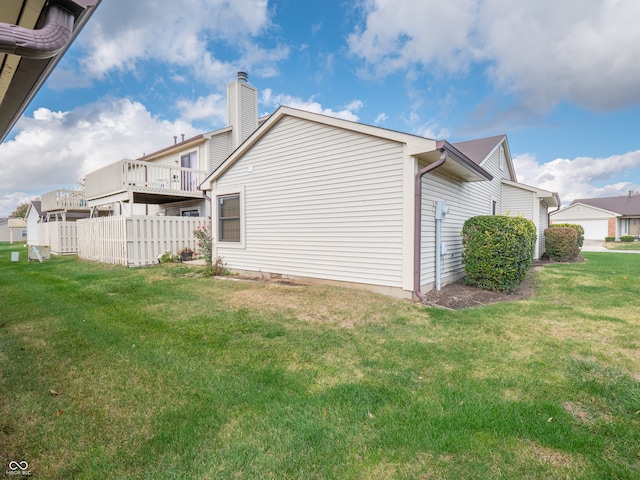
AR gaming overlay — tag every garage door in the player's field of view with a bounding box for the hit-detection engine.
[578,219,609,240]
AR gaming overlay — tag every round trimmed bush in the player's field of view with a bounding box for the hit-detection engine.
[461,215,537,293]
[549,223,584,247]
[544,227,579,261]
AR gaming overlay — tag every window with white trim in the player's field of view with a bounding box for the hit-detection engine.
[218,194,241,242]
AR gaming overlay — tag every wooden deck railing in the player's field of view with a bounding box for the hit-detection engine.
[41,189,88,212]
[85,159,208,202]
[41,189,114,213]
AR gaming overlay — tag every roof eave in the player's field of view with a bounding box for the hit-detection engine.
[0,0,102,143]
[435,140,493,182]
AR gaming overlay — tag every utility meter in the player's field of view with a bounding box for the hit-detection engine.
[435,200,449,220]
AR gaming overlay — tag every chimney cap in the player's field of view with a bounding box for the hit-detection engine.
[237,71,248,82]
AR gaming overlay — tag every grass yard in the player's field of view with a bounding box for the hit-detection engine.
[604,241,640,251]
[1,243,639,479]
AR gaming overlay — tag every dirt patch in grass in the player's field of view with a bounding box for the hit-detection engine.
[219,257,587,312]
[225,282,407,325]
[423,257,585,310]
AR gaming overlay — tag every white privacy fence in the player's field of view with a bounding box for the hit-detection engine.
[77,216,210,266]
[34,221,80,254]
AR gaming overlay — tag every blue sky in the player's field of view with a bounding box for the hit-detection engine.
[2,0,640,216]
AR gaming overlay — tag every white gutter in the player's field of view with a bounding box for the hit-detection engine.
[0,5,74,59]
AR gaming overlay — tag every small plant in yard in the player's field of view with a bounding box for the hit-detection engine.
[194,225,212,266]
[620,235,635,242]
[212,255,229,276]
[158,250,178,263]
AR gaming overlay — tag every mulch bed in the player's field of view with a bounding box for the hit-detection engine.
[422,256,584,310]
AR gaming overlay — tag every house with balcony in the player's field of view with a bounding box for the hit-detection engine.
[24,190,110,255]
[77,72,262,266]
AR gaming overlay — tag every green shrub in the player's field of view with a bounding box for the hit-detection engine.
[159,251,178,263]
[461,215,537,293]
[550,223,584,247]
[620,235,635,242]
[544,227,579,261]
[605,236,615,242]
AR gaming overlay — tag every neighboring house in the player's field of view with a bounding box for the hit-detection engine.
[454,135,560,260]
[0,0,102,142]
[201,108,560,299]
[25,200,45,247]
[7,217,26,243]
[0,217,9,242]
[24,192,102,254]
[76,72,262,266]
[551,193,640,240]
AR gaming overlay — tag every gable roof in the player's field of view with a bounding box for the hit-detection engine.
[453,134,517,181]
[551,202,619,218]
[202,106,492,188]
[570,195,640,216]
[137,133,207,162]
[24,199,44,220]
[502,179,560,208]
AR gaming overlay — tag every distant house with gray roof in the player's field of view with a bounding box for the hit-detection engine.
[550,193,640,240]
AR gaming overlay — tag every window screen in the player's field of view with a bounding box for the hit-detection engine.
[219,195,240,242]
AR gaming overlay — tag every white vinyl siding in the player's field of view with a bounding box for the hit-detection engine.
[151,143,207,172]
[537,203,548,256]
[502,184,534,218]
[209,131,232,172]
[419,144,508,290]
[227,79,258,149]
[213,116,406,288]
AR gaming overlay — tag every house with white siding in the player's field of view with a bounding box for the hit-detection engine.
[454,135,560,260]
[76,72,264,266]
[201,108,559,299]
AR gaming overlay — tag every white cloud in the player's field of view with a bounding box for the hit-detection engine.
[374,112,388,124]
[261,89,363,121]
[67,0,286,85]
[513,150,640,205]
[348,0,640,112]
[0,191,35,218]
[416,122,450,140]
[0,98,198,216]
[176,94,226,123]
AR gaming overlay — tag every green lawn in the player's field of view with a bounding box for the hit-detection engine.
[1,243,639,479]
[604,241,640,250]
